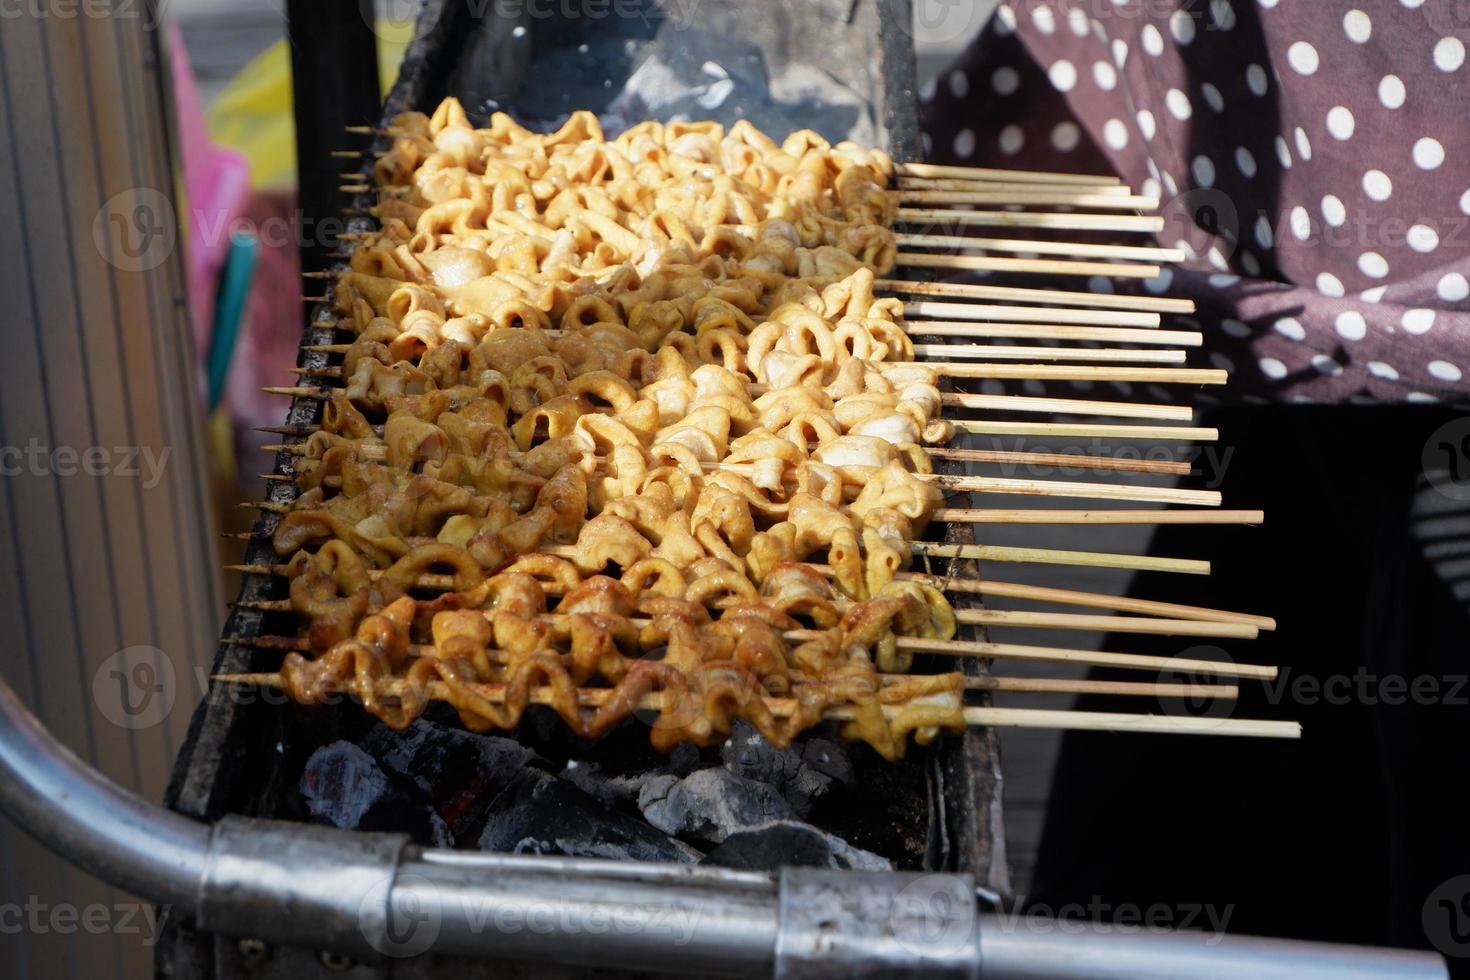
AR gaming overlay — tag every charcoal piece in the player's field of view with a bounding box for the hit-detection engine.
[560,759,681,809]
[300,741,452,847]
[701,821,891,872]
[363,720,535,844]
[479,769,701,864]
[720,723,852,816]
[639,767,796,843]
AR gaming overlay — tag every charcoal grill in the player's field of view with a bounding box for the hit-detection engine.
[160,1,1008,975]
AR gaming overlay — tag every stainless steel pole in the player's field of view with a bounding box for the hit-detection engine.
[0,670,1450,979]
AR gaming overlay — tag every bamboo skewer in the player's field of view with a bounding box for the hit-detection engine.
[255,444,1218,505]
[911,344,1187,364]
[894,162,1123,186]
[942,391,1193,422]
[232,599,1254,640]
[896,233,1184,264]
[259,384,1193,423]
[896,252,1159,279]
[300,339,1189,364]
[895,207,1163,234]
[894,178,1136,195]
[894,190,1158,209]
[289,363,1224,385]
[882,279,1195,315]
[231,533,1208,578]
[931,508,1260,526]
[906,323,1199,345]
[212,673,1293,738]
[953,420,1215,441]
[904,301,1160,328]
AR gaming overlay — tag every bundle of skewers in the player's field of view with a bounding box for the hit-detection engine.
[220,100,1298,754]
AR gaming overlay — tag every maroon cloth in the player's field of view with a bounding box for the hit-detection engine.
[920,0,1470,404]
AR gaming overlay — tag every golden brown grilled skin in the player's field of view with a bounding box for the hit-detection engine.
[271,102,966,754]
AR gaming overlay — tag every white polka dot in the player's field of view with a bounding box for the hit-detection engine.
[921,132,933,155]
[1362,170,1392,201]
[1259,357,1287,379]
[1402,308,1436,334]
[1141,177,1161,198]
[1321,195,1347,226]
[1435,37,1465,71]
[1413,137,1445,170]
[919,76,938,102]
[1317,272,1345,297]
[1407,392,1440,404]
[1407,224,1439,252]
[1066,6,1090,36]
[1401,0,1425,7]
[1087,275,1114,294]
[1326,106,1355,140]
[992,67,1020,95]
[1162,171,1179,196]
[1335,311,1368,340]
[1210,274,1241,288]
[953,128,976,157]
[1244,254,1262,279]
[1287,41,1319,75]
[1092,61,1117,90]
[1361,286,1387,303]
[1246,63,1268,96]
[1202,83,1225,112]
[1274,135,1292,168]
[1460,189,1470,215]
[1274,317,1306,341]
[1358,252,1389,278]
[1103,119,1129,150]
[1170,10,1197,44]
[1135,110,1156,140]
[1051,122,1080,152]
[1254,214,1274,248]
[1211,0,1237,30]
[1031,5,1055,34]
[949,70,970,97]
[1166,88,1193,120]
[1437,273,1469,302]
[1259,0,1277,7]
[1207,246,1230,271]
[1294,127,1312,160]
[995,3,1016,34]
[1343,10,1372,43]
[1235,147,1256,177]
[1112,39,1129,66]
[1192,155,1216,187]
[1143,268,1174,295]
[1429,360,1463,382]
[1378,75,1405,109]
[1289,206,1312,240]
[1312,354,1344,376]
[1048,60,1078,92]
[1367,361,1399,380]
[998,125,1024,155]
[1142,24,1164,56]
[1209,352,1235,373]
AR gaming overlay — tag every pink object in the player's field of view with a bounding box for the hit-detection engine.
[168,21,251,371]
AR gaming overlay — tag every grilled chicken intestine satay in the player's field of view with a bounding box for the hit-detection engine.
[266,105,976,753]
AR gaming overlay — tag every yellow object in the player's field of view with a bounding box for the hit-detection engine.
[206,22,413,190]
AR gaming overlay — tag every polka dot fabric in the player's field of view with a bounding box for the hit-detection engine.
[919,0,1470,404]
